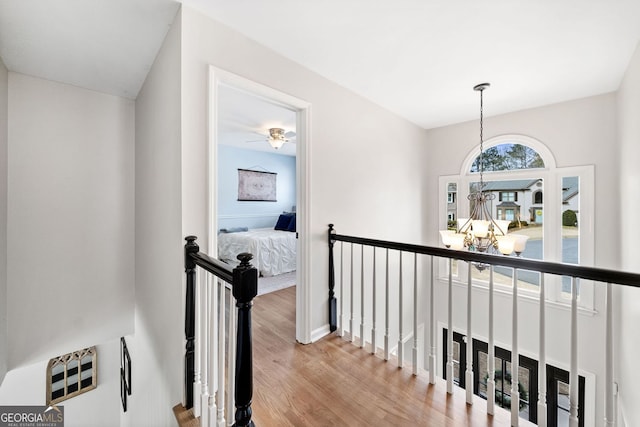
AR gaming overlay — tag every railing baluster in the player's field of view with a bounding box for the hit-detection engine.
[428,256,435,385]
[412,253,418,376]
[207,278,217,427]
[194,273,202,417]
[227,289,237,426]
[217,280,226,426]
[605,282,614,426]
[487,266,495,415]
[200,277,210,427]
[398,251,404,368]
[339,242,344,337]
[350,243,354,343]
[384,249,390,361]
[446,258,453,394]
[511,269,520,427]
[371,248,377,355]
[360,245,365,349]
[569,277,579,427]
[538,274,547,426]
[466,262,473,404]
[184,236,198,409]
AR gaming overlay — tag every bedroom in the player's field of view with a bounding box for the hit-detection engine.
[216,83,298,297]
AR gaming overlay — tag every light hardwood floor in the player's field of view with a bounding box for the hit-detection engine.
[250,286,531,426]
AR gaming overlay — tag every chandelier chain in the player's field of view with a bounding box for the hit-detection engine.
[479,87,484,188]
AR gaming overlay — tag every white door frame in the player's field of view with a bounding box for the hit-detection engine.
[208,66,313,343]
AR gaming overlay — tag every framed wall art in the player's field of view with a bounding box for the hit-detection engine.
[46,346,97,406]
[120,337,131,411]
[237,168,277,202]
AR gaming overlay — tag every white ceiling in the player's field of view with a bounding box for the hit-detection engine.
[218,85,297,156]
[1,1,640,129]
[0,0,180,99]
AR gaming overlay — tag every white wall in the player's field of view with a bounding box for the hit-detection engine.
[616,41,640,427]
[180,6,428,337]
[6,73,135,368]
[123,7,182,427]
[217,145,296,230]
[0,57,8,385]
[425,93,619,424]
[0,339,121,427]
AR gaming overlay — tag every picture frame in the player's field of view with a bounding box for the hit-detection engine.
[46,347,97,406]
[237,168,277,202]
[120,337,131,411]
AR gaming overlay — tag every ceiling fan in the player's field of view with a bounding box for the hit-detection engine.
[246,128,296,150]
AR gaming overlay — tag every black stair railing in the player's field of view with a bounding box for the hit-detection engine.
[327,222,640,332]
[327,224,640,425]
[184,236,257,427]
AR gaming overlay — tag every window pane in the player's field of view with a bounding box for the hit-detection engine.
[446,182,458,276]
[470,143,545,173]
[518,366,531,419]
[452,341,460,384]
[478,350,488,397]
[504,360,513,402]
[562,176,580,295]
[471,178,543,289]
[557,380,570,426]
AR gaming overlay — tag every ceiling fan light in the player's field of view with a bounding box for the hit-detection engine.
[269,137,285,149]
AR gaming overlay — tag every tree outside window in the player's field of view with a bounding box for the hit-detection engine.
[471,143,545,173]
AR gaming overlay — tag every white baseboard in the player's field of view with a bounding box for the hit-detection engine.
[310,324,331,343]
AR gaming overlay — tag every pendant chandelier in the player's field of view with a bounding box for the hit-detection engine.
[439,83,529,258]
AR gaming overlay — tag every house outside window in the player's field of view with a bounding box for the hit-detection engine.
[448,192,456,203]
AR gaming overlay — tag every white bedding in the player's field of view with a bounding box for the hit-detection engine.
[217,228,296,277]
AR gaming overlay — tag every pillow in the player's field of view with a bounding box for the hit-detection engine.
[274,213,294,231]
[219,227,248,234]
[286,213,296,232]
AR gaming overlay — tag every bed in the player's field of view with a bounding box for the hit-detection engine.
[217,228,296,277]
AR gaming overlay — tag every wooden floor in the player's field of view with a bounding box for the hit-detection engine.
[251,286,530,427]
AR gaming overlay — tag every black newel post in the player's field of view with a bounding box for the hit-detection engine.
[328,224,337,332]
[184,235,199,409]
[232,253,258,427]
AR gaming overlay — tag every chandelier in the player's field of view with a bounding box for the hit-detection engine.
[439,83,529,258]
[268,128,288,149]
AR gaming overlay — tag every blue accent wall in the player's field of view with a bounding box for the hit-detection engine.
[217,145,296,230]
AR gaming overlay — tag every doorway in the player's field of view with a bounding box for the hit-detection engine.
[208,67,312,343]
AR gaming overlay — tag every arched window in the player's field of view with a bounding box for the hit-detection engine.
[440,134,594,309]
[534,190,543,204]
